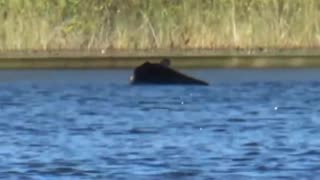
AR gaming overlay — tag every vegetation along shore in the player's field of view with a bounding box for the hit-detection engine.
[1,0,320,50]
[1,0,320,68]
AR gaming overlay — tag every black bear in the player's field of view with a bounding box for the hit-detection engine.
[130,58,208,85]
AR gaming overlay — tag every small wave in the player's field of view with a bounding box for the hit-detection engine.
[244,151,260,156]
[292,150,320,157]
[153,169,202,179]
[242,142,260,147]
[128,128,159,135]
[228,118,246,122]
[47,167,83,174]
[231,157,255,162]
[26,168,98,177]
[77,97,109,104]
[0,170,25,178]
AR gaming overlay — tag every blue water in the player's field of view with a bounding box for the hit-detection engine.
[1,69,320,179]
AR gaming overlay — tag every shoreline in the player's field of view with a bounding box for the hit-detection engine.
[0,49,320,69]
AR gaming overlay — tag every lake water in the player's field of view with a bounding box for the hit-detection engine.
[1,69,320,179]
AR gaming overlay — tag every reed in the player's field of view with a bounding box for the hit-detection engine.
[1,0,320,51]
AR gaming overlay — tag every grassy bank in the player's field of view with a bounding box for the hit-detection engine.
[1,50,320,69]
[1,0,320,50]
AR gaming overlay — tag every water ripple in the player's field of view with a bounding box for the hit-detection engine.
[0,77,319,179]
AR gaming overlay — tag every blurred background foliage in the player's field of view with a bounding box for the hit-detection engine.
[0,0,320,50]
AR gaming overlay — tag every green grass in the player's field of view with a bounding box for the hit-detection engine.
[1,0,320,50]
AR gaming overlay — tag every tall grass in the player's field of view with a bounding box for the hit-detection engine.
[1,0,320,51]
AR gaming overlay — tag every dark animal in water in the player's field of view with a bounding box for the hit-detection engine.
[130,61,208,85]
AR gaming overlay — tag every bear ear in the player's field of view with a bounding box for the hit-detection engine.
[160,58,171,66]
[162,57,171,62]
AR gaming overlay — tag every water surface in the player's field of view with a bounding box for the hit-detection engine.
[0,69,320,179]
